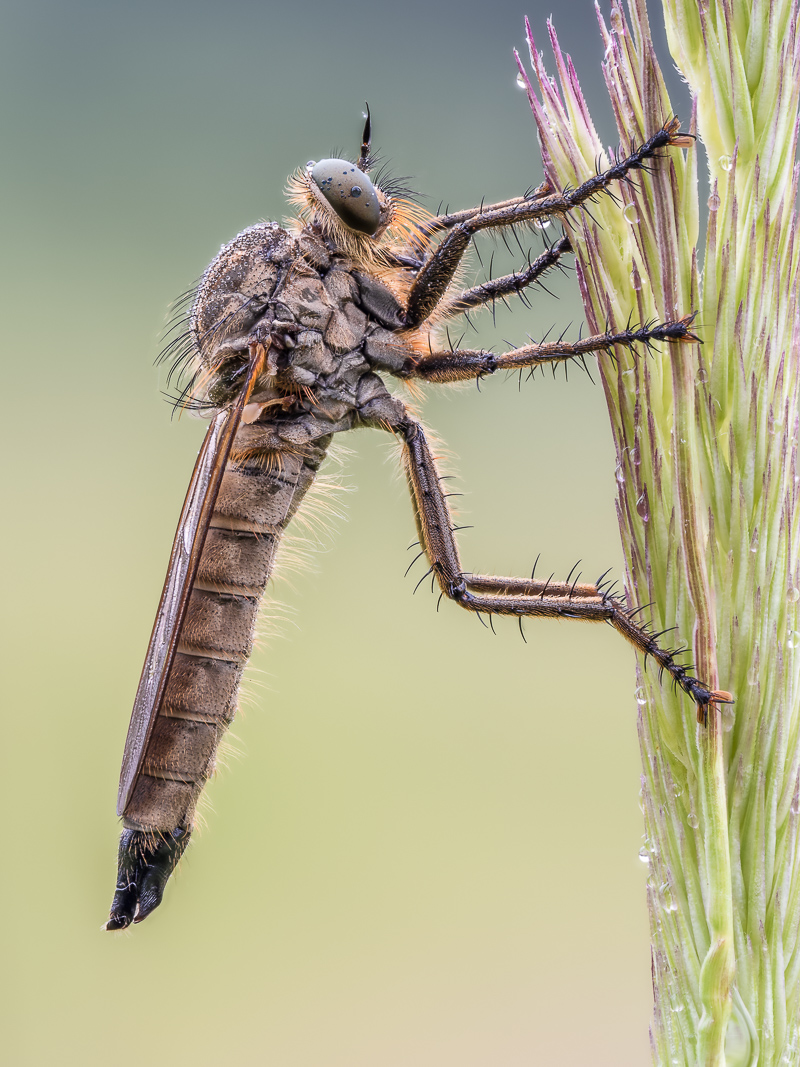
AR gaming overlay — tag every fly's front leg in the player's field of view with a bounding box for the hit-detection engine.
[398,316,699,384]
[382,413,731,720]
[403,119,692,328]
[437,236,573,320]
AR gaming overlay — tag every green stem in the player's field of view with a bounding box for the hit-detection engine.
[671,278,734,1062]
[697,706,734,1063]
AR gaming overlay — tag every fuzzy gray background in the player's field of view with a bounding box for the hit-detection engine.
[1,0,691,1062]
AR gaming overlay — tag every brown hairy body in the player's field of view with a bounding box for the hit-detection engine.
[106,114,730,930]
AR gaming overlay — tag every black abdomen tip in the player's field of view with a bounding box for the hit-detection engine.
[105,826,191,931]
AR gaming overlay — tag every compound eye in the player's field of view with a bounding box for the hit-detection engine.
[310,158,381,235]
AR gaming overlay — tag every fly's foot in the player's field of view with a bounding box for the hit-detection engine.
[690,685,735,726]
[105,827,190,930]
[669,669,733,726]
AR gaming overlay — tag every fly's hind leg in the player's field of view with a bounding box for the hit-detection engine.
[364,405,731,722]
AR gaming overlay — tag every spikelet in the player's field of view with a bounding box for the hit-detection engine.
[519,0,800,1060]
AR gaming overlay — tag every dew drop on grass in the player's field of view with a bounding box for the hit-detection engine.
[787,631,800,650]
[687,812,699,829]
[747,665,759,686]
[719,155,733,172]
[638,846,650,864]
[533,216,551,230]
[707,191,721,211]
[787,587,800,603]
[515,71,526,90]
[623,203,639,223]
[635,686,647,705]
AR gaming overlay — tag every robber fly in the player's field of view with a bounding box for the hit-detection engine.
[106,111,731,930]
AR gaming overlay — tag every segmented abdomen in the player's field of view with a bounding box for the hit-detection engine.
[122,428,330,833]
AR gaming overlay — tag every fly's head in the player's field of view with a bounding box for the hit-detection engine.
[287,110,429,266]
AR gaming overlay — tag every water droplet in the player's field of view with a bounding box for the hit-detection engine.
[672,1002,685,1014]
[750,528,759,553]
[638,846,650,864]
[636,491,650,522]
[787,630,800,650]
[630,268,643,291]
[515,71,527,90]
[630,445,641,466]
[533,216,551,230]
[788,587,800,603]
[718,154,733,172]
[610,6,625,33]
[635,686,647,705]
[687,812,699,829]
[707,191,721,212]
[306,160,316,170]
[623,203,639,224]
[697,366,709,383]
[615,463,625,485]
[673,783,684,798]
[722,705,735,732]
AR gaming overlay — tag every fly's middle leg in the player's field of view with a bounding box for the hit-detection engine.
[397,316,699,384]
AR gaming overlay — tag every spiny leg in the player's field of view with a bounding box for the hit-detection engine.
[403,119,692,328]
[437,236,573,320]
[397,316,700,384]
[378,410,730,721]
[413,183,552,246]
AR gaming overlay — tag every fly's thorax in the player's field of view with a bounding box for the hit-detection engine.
[190,223,295,358]
[189,221,411,413]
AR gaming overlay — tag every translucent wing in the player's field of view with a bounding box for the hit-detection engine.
[117,346,266,815]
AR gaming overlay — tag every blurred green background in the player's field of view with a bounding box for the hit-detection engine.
[1,0,692,1062]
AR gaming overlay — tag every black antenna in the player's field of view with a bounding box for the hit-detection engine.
[357,103,371,170]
